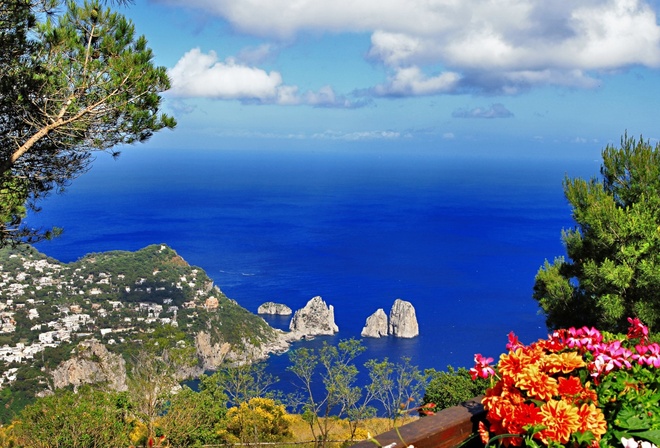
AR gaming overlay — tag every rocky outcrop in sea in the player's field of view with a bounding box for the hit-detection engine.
[289,296,339,337]
[389,299,419,338]
[361,308,389,338]
[361,299,419,338]
[257,302,293,315]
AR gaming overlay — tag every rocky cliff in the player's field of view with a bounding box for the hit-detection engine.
[51,339,128,391]
[388,299,419,338]
[194,331,233,371]
[289,296,339,337]
[257,302,293,315]
[361,308,389,338]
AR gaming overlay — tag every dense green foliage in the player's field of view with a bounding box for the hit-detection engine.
[0,343,76,423]
[158,383,228,448]
[534,134,660,332]
[221,397,292,445]
[0,243,280,419]
[72,244,210,306]
[0,339,468,447]
[11,386,133,447]
[0,0,175,246]
[422,365,489,410]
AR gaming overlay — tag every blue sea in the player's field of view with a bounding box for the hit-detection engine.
[29,145,600,382]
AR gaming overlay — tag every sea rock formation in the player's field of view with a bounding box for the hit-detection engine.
[289,296,339,337]
[388,299,419,338]
[361,308,389,338]
[51,339,127,391]
[257,302,293,315]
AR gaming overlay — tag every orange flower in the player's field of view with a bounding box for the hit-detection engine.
[478,421,490,445]
[498,348,538,380]
[500,378,525,404]
[485,396,515,426]
[511,402,543,433]
[515,364,559,401]
[576,403,607,439]
[483,378,523,407]
[542,351,586,374]
[579,382,598,403]
[539,399,581,445]
[557,376,583,397]
[557,376,598,404]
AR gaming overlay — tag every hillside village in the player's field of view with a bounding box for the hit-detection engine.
[0,244,278,392]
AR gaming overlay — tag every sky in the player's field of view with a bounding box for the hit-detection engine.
[119,0,660,159]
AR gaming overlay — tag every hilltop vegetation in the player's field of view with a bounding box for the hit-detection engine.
[0,243,280,420]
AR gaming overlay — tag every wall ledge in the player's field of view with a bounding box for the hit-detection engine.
[350,396,485,448]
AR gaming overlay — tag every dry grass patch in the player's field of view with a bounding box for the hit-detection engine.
[284,414,419,447]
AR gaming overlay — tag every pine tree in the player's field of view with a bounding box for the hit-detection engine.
[534,133,660,332]
[0,0,175,245]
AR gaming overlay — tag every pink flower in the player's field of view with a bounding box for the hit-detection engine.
[589,340,634,378]
[565,326,602,351]
[628,317,650,343]
[506,332,523,351]
[470,353,495,380]
[634,343,660,368]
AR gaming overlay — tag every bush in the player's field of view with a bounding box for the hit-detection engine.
[10,386,132,447]
[157,385,228,448]
[220,397,293,445]
[422,365,488,410]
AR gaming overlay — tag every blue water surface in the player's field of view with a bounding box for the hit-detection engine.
[30,146,600,378]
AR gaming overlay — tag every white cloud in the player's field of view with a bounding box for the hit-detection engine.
[168,99,197,115]
[452,104,514,119]
[159,0,660,95]
[368,32,424,67]
[311,130,402,141]
[214,129,307,139]
[168,48,283,100]
[236,43,279,65]
[157,0,453,38]
[373,66,461,97]
[168,48,362,107]
[210,128,405,140]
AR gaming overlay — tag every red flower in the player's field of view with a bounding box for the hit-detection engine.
[478,421,490,445]
[470,353,495,380]
[513,402,542,430]
[557,376,583,397]
[420,402,436,415]
[628,317,649,343]
[506,332,523,351]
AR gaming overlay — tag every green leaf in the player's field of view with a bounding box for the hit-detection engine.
[626,430,660,446]
[618,408,652,430]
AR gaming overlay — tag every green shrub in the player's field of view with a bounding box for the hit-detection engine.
[422,365,489,410]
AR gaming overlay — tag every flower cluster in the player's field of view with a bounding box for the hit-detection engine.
[473,318,660,448]
[623,437,658,448]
